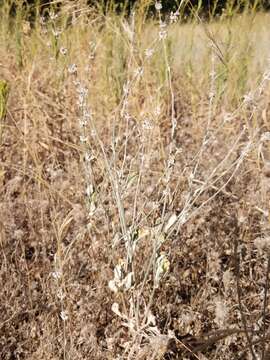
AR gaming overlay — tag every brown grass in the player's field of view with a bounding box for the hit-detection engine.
[1,3,270,359]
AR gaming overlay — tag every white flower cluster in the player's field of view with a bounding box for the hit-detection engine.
[155,1,162,11]
[170,10,180,24]
[108,260,133,293]
[154,252,170,288]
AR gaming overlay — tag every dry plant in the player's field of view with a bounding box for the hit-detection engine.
[1,1,270,359]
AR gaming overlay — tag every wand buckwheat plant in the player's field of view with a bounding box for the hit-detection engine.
[64,2,269,359]
[73,3,263,359]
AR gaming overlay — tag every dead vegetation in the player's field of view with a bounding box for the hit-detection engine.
[1,1,270,359]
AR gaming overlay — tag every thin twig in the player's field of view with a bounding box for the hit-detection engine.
[261,253,270,359]
[234,227,257,359]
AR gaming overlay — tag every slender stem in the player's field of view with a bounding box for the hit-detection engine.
[261,253,270,359]
[234,232,257,359]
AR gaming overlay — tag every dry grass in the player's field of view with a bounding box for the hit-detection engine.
[1,2,270,359]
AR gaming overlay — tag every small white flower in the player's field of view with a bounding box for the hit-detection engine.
[152,201,159,210]
[78,95,84,106]
[60,47,67,55]
[124,112,131,121]
[155,1,162,11]
[78,86,88,96]
[123,82,130,95]
[79,135,88,143]
[68,64,77,74]
[209,91,215,99]
[40,16,46,25]
[108,260,134,293]
[154,253,170,288]
[57,289,65,300]
[159,21,166,29]
[83,109,91,119]
[111,302,122,317]
[263,71,270,81]
[86,184,94,197]
[170,11,179,23]
[159,30,167,41]
[49,11,58,20]
[209,70,216,78]
[142,118,153,130]
[261,132,270,142]
[79,119,88,127]
[145,48,154,59]
[167,155,175,168]
[154,105,161,116]
[84,152,94,162]
[108,279,118,293]
[52,28,61,37]
[73,79,81,87]
[52,270,62,280]
[134,67,144,78]
[60,310,68,321]
[224,112,233,122]
[243,92,253,104]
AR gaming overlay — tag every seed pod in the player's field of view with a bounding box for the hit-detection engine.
[0,80,9,144]
[0,80,9,120]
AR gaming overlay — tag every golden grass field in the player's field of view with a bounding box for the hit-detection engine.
[1,1,270,359]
